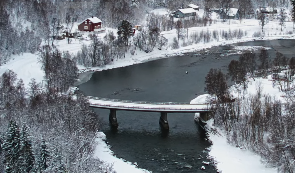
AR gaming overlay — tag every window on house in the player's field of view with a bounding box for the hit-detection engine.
[85,21,87,24]
[84,26,88,30]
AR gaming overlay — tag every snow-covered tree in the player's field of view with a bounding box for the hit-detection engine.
[19,125,35,173]
[2,121,21,173]
[205,68,228,101]
[40,140,49,171]
[279,8,287,31]
[258,12,267,33]
[175,20,183,41]
[117,20,133,46]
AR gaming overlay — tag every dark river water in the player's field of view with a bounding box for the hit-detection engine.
[78,39,295,172]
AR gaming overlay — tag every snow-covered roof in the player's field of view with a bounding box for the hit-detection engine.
[86,17,102,23]
[259,7,277,13]
[227,8,238,17]
[188,4,199,9]
[178,8,196,14]
[150,8,170,15]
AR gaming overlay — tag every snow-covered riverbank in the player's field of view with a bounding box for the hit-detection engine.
[190,71,291,173]
[74,19,295,86]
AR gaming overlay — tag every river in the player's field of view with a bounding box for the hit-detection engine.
[78,39,295,172]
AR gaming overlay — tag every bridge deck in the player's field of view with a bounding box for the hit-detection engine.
[88,97,211,113]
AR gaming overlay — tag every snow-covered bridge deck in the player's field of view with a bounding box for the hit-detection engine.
[87,96,212,130]
[88,96,211,113]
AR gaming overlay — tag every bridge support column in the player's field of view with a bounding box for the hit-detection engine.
[159,112,169,130]
[109,109,118,128]
[199,112,211,121]
[198,112,212,128]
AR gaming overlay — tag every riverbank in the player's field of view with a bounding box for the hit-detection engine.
[75,34,295,85]
[73,19,295,85]
[190,71,291,172]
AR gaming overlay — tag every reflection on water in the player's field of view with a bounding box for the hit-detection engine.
[103,124,215,172]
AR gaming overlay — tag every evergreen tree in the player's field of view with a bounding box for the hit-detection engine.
[2,121,21,173]
[40,140,49,171]
[53,152,66,173]
[19,125,35,173]
[117,20,133,46]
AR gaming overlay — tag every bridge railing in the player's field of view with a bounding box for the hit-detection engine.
[89,102,211,111]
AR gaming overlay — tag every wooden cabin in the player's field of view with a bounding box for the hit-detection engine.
[173,8,197,18]
[78,17,102,32]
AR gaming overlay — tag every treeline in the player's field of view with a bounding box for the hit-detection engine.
[171,28,247,50]
[0,1,41,64]
[205,49,295,172]
[76,32,124,67]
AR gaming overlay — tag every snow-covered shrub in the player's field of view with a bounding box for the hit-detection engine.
[130,46,136,55]
[133,27,160,53]
[171,37,179,49]
[222,30,229,40]
[286,31,293,35]
[233,29,244,39]
[252,31,263,38]
[203,30,211,43]
[212,30,219,41]
[157,35,168,50]
[190,31,202,44]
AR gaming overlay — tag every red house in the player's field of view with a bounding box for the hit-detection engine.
[78,17,102,32]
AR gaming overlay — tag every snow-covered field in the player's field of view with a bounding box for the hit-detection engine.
[2,14,295,172]
[0,53,45,87]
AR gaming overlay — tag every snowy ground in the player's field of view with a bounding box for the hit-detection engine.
[190,72,291,173]
[206,121,277,173]
[94,132,149,173]
[1,15,295,173]
[0,53,45,87]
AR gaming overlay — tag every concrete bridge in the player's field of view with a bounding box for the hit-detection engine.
[88,96,212,130]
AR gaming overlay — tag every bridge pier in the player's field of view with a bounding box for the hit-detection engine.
[198,112,212,128]
[159,112,169,130]
[199,112,211,121]
[109,109,118,128]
